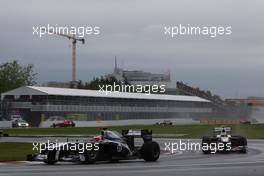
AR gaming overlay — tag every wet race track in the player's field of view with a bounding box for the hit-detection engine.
[1,138,264,176]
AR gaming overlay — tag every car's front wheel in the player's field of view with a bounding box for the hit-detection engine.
[81,150,98,164]
[44,149,58,165]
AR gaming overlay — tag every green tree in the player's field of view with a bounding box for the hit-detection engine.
[0,60,37,94]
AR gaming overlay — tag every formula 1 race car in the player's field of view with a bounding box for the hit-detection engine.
[51,120,75,128]
[12,119,29,128]
[27,129,160,164]
[201,127,247,154]
[155,120,173,126]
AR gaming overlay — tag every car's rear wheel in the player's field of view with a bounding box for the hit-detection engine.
[239,147,247,153]
[238,136,247,146]
[141,141,160,162]
[231,136,247,153]
[237,137,247,153]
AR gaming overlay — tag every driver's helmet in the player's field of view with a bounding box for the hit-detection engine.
[221,128,227,136]
[101,130,121,140]
[64,120,70,124]
[93,135,102,142]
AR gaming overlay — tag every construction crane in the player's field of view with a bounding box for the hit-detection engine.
[44,29,85,83]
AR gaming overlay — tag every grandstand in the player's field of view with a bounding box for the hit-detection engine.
[1,86,212,126]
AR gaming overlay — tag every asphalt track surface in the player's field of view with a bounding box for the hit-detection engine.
[1,138,264,176]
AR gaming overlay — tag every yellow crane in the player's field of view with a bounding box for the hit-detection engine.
[44,29,85,83]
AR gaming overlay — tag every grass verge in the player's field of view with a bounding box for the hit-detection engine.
[0,142,35,162]
[1,124,264,139]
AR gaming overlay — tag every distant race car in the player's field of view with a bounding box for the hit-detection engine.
[12,119,29,128]
[27,129,160,164]
[202,127,247,154]
[156,120,173,126]
[51,120,75,128]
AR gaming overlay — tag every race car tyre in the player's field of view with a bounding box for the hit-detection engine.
[231,136,247,146]
[239,147,247,154]
[202,136,212,154]
[237,136,247,146]
[237,136,247,153]
[44,149,58,165]
[82,150,98,164]
[141,141,160,162]
[231,136,247,153]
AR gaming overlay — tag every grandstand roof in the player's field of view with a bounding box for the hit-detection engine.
[1,86,210,102]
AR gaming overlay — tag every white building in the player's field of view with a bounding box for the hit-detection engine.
[106,59,171,87]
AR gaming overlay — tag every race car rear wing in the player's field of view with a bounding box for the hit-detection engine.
[122,129,152,142]
[214,127,231,134]
[214,127,231,132]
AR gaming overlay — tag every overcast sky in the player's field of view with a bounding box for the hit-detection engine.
[0,0,263,98]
